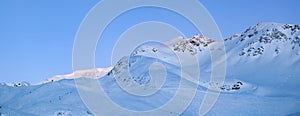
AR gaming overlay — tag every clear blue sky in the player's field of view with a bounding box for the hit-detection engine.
[0,0,299,84]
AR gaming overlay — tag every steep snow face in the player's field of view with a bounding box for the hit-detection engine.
[0,22,300,115]
[42,67,113,84]
[223,23,300,98]
[225,22,300,57]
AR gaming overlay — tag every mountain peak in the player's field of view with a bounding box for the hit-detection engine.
[224,22,300,57]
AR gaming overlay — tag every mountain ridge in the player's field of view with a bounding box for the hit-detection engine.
[1,22,299,115]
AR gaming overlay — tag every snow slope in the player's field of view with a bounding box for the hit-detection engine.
[0,22,300,115]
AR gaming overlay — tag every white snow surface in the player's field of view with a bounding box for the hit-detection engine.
[41,67,113,84]
[0,22,300,116]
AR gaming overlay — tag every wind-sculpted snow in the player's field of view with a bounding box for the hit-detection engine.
[0,22,300,115]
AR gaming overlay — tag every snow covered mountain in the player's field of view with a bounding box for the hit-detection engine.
[0,22,300,115]
[42,67,113,84]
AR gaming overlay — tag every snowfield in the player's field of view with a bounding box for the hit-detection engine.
[0,22,300,115]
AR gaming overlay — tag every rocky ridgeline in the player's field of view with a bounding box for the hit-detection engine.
[232,23,300,56]
[173,34,214,55]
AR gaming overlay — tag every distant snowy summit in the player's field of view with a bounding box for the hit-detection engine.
[0,81,30,87]
[42,67,113,83]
